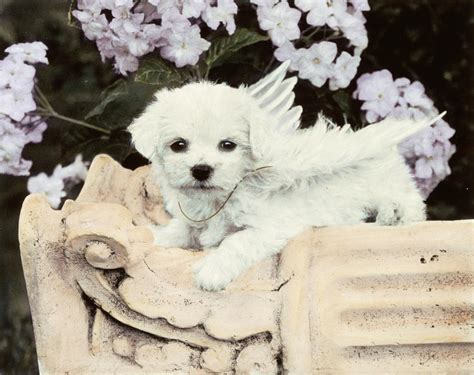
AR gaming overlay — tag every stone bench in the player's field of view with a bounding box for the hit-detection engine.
[19,154,474,373]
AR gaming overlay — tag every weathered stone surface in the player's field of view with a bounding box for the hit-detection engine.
[235,343,278,374]
[18,154,474,374]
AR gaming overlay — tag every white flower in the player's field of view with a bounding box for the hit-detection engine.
[388,106,426,122]
[274,42,303,70]
[349,0,370,12]
[150,0,177,16]
[433,119,455,143]
[101,0,134,10]
[400,81,434,110]
[76,12,110,40]
[295,0,331,27]
[203,0,238,35]
[0,117,30,176]
[325,0,349,28]
[0,59,36,92]
[27,155,89,208]
[77,0,104,12]
[161,7,192,35]
[27,172,66,208]
[394,77,410,89]
[5,42,49,64]
[96,36,116,60]
[414,143,452,179]
[160,25,210,67]
[333,10,368,50]
[329,51,361,90]
[0,43,49,175]
[56,154,89,181]
[114,52,139,75]
[297,41,338,87]
[182,0,207,18]
[256,1,301,46]
[142,24,164,48]
[110,9,145,34]
[0,90,36,122]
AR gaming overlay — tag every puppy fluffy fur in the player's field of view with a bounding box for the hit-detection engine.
[129,80,432,291]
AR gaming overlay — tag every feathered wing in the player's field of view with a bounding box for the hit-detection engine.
[250,112,446,189]
[246,61,302,133]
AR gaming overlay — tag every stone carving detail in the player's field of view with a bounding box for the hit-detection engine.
[19,154,474,374]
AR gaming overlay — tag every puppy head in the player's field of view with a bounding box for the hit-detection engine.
[129,82,272,196]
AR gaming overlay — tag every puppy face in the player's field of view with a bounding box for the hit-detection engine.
[129,82,263,195]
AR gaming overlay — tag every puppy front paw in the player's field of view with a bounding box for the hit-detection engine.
[193,252,235,291]
[376,204,405,226]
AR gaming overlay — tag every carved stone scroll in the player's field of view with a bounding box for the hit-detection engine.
[19,154,474,373]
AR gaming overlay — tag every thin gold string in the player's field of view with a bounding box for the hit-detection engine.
[178,166,272,223]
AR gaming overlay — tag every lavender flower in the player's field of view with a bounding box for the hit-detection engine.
[202,0,238,35]
[0,42,48,176]
[160,25,211,68]
[260,0,368,90]
[353,70,456,198]
[73,0,240,73]
[353,70,400,122]
[4,41,49,64]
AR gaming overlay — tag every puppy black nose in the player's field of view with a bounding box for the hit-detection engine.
[191,164,213,181]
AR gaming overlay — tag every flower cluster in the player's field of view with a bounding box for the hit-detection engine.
[27,155,89,208]
[353,70,456,198]
[254,0,369,90]
[73,0,239,74]
[0,42,48,176]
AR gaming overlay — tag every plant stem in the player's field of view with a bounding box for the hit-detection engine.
[204,66,210,80]
[34,87,54,112]
[262,56,276,75]
[325,32,343,41]
[45,110,112,135]
[305,27,322,40]
[194,66,202,81]
[34,86,111,135]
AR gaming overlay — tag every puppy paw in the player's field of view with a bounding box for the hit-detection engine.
[193,252,235,291]
[376,204,403,226]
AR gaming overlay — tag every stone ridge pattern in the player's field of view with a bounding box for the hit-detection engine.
[18,154,474,374]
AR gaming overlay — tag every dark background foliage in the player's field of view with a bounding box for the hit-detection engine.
[0,0,472,372]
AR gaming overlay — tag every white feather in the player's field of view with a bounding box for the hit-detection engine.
[247,61,302,133]
[251,112,446,189]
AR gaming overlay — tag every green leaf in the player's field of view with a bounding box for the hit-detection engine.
[205,28,269,69]
[135,57,192,86]
[85,80,128,119]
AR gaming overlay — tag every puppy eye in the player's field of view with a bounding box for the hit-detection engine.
[218,140,237,152]
[170,138,188,153]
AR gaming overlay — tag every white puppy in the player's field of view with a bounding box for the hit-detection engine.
[129,63,443,291]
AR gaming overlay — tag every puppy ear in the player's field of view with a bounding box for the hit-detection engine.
[128,92,166,159]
